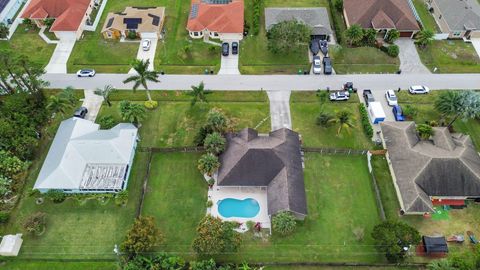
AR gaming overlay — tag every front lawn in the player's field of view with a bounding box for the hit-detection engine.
[329,46,400,74]
[1,261,118,270]
[0,25,55,68]
[416,40,480,73]
[290,92,373,149]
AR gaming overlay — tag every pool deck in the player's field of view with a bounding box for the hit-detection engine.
[207,181,271,231]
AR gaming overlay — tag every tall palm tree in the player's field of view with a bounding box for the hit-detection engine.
[59,86,78,106]
[434,91,462,127]
[123,59,159,101]
[94,84,116,107]
[187,81,211,107]
[329,111,355,135]
[415,29,434,49]
[119,100,146,126]
[344,24,364,46]
[46,95,70,116]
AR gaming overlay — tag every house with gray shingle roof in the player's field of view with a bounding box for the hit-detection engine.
[265,7,333,41]
[428,0,480,39]
[380,121,480,214]
[217,128,307,219]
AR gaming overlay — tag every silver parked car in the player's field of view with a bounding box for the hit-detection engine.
[409,85,430,94]
[76,69,96,77]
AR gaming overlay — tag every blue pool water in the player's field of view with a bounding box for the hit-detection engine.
[217,198,260,218]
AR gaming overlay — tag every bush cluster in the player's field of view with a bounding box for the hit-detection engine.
[380,44,400,58]
[144,100,158,109]
[359,104,373,139]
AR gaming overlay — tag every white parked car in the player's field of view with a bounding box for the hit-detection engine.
[76,69,96,77]
[409,85,430,94]
[329,91,350,101]
[313,56,322,74]
[142,39,151,51]
[385,89,398,106]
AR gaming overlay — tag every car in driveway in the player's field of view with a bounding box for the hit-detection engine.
[313,56,321,74]
[385,89,398,106]
[363,89,375,106]
[323,57,332,75]
[222,42,229,56]
[392,105,405,121]
[142,39,151,51]
[76,69,96,77]
[319,40,328,56]
[231,42,238,55]
[73,107,88,119]
[329,91,350,101]
[409,85,430,94]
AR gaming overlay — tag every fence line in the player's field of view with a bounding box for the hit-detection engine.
[138,146,205,153]
[136,150,153,218]
[302,147,368,155]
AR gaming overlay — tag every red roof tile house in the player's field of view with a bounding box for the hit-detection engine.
[186,0,244,41]
[343,0,420,38]
[21,0,94,40]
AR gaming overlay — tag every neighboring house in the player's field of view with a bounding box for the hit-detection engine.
[34,117,138,193]
[20,0,94,40]
[265,8,333,41]
[0,0,24,26]
[216,128,307,219]
[380,121,480,215]
[343,0,420,38]
[101,6,165,39]
[427,0,480,39]
[186,0,244,41]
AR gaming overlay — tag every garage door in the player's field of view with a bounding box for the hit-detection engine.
[140,32,159,39]
[400,31,413,38]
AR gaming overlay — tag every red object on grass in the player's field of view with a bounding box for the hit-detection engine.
[431,199,465,206]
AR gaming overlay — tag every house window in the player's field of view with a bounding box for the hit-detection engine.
[193,31,198,37]
[453,32,461,37]
[106,31,112,38]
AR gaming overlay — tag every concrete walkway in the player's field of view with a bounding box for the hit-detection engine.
[395,38,430,74]
[39,27,59,44]
[45,38,76,74]
[267,90,292,131]
[82,89,104,122]
[471,39,480,59]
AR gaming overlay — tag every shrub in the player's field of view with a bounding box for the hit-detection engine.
[334,0,343,11]
[363,28,377,46]
[386,45,399,57]
[0,176,12,197]
[23,212,46,235]
[127,31,137,39]
[0,211,10,224]
[372,220,421,262]
[121,216,162,254]
[115,190,128,206]
[192,215,242,255]
[246,220,255,232]
[417,124,434,140]
[384,29,400,43]
[402,104,418,119]
[204,132,226,155]
[316,112,334,127]
[359,104,373,139]
[207,178,215,186]
[272,211,297,236]
[197,153,220,176]
[45,189,66,203]
[98,115,117,129]
[206,200,213,208]
[144,100,158,109]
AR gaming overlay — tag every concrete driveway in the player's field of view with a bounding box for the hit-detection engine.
[130,38,158,73]
[218,41,240,75]
[471,39,480,58]
[81,89,104,122]
[267,90,292,131]
[45,38,76,74]
[395,38,430,74]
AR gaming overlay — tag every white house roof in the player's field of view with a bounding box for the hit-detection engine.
[34,118,138,191]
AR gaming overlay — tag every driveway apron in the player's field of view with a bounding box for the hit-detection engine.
[45,38,76,74]
[267,90,292,131]
[471,39,480,59]
[395,38,430,74]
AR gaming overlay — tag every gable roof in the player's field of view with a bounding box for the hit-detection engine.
[217,128,307,217]
[21,0,91,31]
[101,6,165,33]
[186,0,243,33]
[265,7,332,36]
[35,118,138,191]
[381,122,480,213]
[433,0,480,31]
[344,0,420,31]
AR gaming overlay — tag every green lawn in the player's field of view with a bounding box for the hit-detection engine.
[416,40,480,73]
[329,46,400,74]
[412,0,440,32]
[266,267,420,270]
[0,25,55,68]
[290,92,373,149]
[0,261,118,270]
[371,155,401,221]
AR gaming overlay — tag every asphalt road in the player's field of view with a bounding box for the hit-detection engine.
[43,73,480,91]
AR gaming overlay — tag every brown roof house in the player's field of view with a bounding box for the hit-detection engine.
[343,0,420,38]
[186,0,244,41]
[101,7,165,39]
[216,128,307,219]
[21,0,95,40]
[427,0,480,39]
[380,121,480,214]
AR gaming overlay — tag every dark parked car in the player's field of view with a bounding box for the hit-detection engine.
[310,39,320,55]
[319,40,328,56]
[363,89,375,107]
[73,107,88,119]
[392,105,405,121]
[323,57,332,75]
[222,42,229,56]
[231,42,238,55]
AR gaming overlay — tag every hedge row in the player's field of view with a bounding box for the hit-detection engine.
[327,0,343,45]
[359,103,373,139]
[252,0,261,35]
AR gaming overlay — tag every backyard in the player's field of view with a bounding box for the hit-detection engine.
[411,0,440,32]
[416,40,480,73]
[290,92,373,149]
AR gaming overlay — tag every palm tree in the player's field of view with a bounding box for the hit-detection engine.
[59,86,77,106]
[417,124,434,140]
[415,29,434,49]
[119,100,146,126]
[197,153,220,176]
[204,132,226,155]
[329,111,355,135]
[47,95,70,116]
[94,84,116,107]
[123,59,159,101]
[344,24,364,46]
[188,81,211,107]
[434,91,462,127]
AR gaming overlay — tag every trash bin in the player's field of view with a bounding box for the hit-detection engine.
[204,69,209,75]
[298,69,302,74]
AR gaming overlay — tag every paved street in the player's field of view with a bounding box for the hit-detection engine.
[43,73,480,91]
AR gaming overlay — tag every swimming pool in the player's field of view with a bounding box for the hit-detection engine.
[217,198,260,218]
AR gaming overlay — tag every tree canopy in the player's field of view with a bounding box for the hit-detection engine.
[267,20,312,54]
[123,59,159,101]
[434,91,480,127]
[372,220,421,262]
[121,216,162,255]
[192,215,242,255]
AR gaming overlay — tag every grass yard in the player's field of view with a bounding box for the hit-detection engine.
[290,92,373,149]
[0,25,55,68]
[416,40,480,73]
[266,267,420,270]
[412,0,440,32]
[0,261,118,270]
[329,46,400,74]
